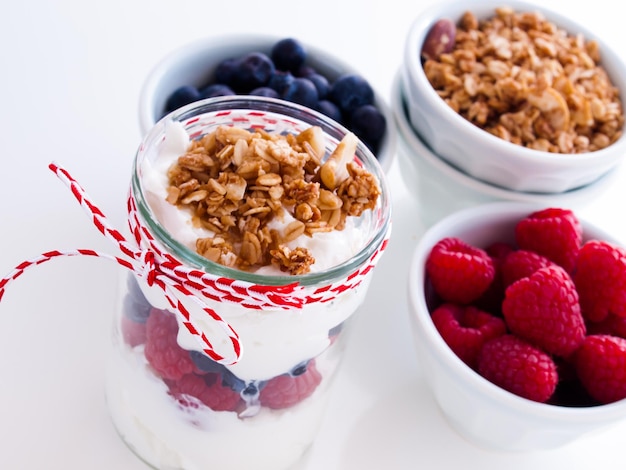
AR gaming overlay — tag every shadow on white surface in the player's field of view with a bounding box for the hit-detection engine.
[337,380,571,468]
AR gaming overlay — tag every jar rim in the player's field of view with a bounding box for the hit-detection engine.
[131,95,392,287]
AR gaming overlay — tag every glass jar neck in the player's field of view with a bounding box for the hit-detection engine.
[131,96,392,290]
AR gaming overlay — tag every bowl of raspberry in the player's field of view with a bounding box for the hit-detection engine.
[138,34,396,173]
[408,202,626,451]
[401,0,626,194]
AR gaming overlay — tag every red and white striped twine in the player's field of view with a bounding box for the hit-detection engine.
[0,163,390,365]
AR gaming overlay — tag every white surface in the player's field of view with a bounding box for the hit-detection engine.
[2,0,626,468]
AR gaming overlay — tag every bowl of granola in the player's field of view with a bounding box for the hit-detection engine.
[139,34,396,173]
[392,72,617,227]
[402,0,626,193]
[408,202,626,451]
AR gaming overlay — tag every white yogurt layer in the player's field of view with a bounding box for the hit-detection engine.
[106,336,341,470]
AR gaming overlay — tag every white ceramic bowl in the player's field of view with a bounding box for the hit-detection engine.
[407,202,626,451]
[392,72,616,227]
[138,33,396,173]
[402,0,626,193]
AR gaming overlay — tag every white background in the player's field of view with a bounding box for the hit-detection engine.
[2,0,626,468]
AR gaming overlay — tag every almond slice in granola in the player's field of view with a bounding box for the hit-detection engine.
[527,87,570,132]
[319,132,358,190]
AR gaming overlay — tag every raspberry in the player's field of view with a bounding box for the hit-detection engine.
[431,303,506,369]
[478,335,558,403]
[502,265,586,357]
[575,335,626,404]
[121,315,147,347]
[485,241,515,260]
[426,237,495,304]
[500,249,554,288]
[473,242,513,315]
[144,309,196,381]
[515,208,582,273]
[587,313,626,339]
[259,358,322,409]
[168,372,242,412]
[574,240,626,322]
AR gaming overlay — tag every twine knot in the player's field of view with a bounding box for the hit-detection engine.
[138,250,157,287]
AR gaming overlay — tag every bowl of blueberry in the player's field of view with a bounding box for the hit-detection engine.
[408,202,626,451]
[138,34,396,173]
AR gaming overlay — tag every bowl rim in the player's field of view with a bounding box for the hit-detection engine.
[137,32,397,173]
[391,70,618,201]
[403,0,626,165]
[408,201,626,421]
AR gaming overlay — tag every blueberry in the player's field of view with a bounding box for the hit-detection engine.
[349,104,387,151]
[241,380,266,398]
[271,38,306,73]
[199,83,236,99]
[289,360,310,377]
[188,351,264,397]
[329,322,344,338]
[126,275,147,302]
[242,382,258,396]
[122,295,152,323]
[164,85,201,113]
[123,276,152,323]
[189,350,225,374]
[222,368,246,393]
[290,63,334,104]
[214,57,239,84]
[267,70,295,94]
[250,87,280,98]
[316,99,342,123]
[295,64,316,78]
[329,74,374,115]
[231,52,275,93]
[281,77,319,109]
[307,73,330,99]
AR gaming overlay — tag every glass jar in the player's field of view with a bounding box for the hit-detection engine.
[106,96,391,470]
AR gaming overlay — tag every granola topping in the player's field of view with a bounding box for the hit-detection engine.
[422,7,624,153]
[165,125,380,275]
